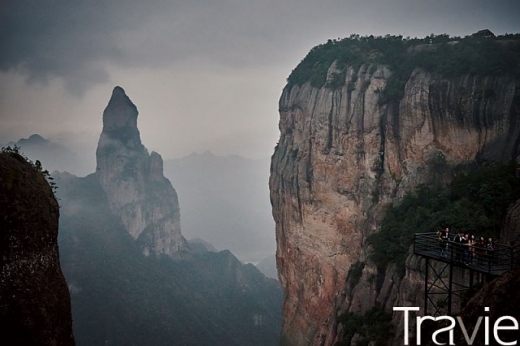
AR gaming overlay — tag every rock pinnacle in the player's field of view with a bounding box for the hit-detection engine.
[102,86,139,134]
[95,86,188,257]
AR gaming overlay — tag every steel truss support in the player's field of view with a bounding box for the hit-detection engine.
[423,259,483,316]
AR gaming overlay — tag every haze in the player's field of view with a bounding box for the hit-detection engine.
[1,0,519,264]
[1,0,519,162]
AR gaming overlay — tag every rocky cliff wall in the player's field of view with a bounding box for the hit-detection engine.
[96,86,188,257]
[270,61,520,344]
[0,152,75,345]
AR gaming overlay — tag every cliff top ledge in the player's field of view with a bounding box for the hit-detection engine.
[287,32,520,92]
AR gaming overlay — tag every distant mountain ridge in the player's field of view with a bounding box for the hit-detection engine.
[256,255,278,280]
[56,172,282,345]
[55,86,282,345]
[5,134,93,176]
[4,135,277,264]
[164,151,275,263]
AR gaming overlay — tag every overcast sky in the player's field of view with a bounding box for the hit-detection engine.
[1,0,519,162]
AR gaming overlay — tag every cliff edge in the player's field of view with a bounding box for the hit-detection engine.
[270,33,520,345]
[0,151,75,345]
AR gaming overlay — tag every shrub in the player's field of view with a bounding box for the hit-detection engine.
[336,304,394,346]
[346,261,365,289]
[1,145,58,195]
[367,162,520,274]
[287,33,520,102]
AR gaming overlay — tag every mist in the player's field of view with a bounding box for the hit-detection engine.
[2,0,519,161]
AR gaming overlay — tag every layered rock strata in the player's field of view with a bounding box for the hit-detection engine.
[270,63,520,344]
[96,86,188,257]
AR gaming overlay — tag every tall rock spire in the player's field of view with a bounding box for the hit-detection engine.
[96,86,188,257]
[102,86,138,131]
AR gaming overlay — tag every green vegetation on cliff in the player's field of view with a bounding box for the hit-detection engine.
[287,32,520,100]
[336,305,393,346]
[1,145,57,194]
[367,162,520,274]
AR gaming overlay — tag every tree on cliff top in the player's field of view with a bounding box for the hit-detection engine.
[286,32,520,100]
[1,145,58,195]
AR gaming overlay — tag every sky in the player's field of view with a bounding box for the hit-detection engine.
[1,0,520,163]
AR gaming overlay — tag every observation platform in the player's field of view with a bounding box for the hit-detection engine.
[414,232,520,276]
[413,232,520,315]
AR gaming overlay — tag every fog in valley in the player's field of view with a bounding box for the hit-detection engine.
[4,134,275,265]
[2,0,518,268]
[2,1,520,344]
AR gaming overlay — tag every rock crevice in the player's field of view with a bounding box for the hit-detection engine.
[270,64,520,344]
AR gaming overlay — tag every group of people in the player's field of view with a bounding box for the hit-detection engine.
[437,227,495,265]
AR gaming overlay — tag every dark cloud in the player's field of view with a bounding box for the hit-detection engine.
[0,0,172,93]
[1,0,519,94]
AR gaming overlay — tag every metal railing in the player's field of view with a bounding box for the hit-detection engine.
[414,232,520,276]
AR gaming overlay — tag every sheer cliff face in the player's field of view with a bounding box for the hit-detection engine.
[0,153,75,345]
[270,64,520,344]
[96,86,188,257]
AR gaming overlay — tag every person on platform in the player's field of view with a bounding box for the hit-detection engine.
[475,236,486,265]
[439,227,450,257]
[453,231,463,263]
